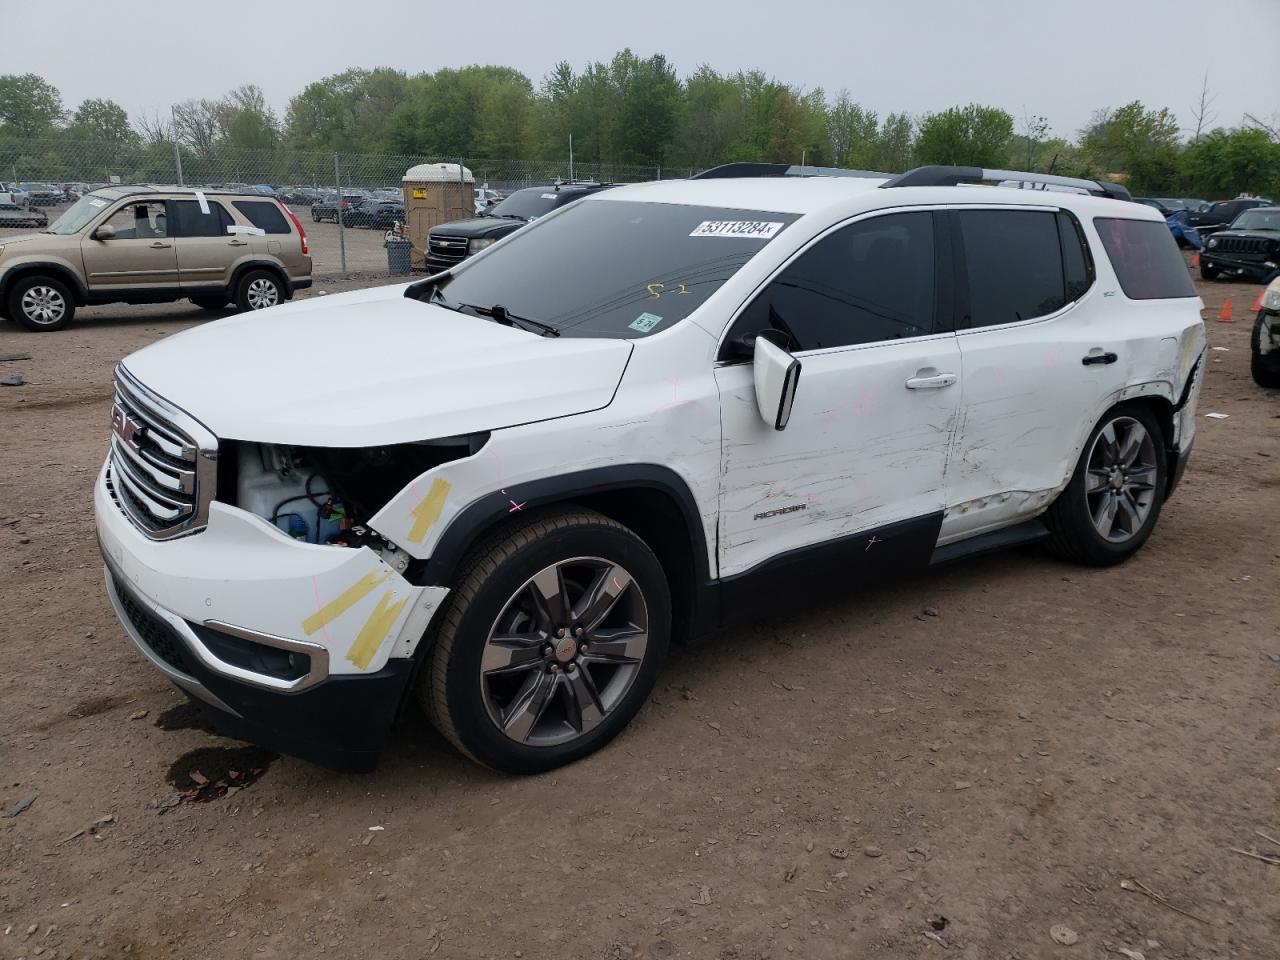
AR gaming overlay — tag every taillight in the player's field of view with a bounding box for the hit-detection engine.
[280,201,308,255]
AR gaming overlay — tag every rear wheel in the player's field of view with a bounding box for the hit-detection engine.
[8,275,75,332]
[311,208,322,222]
[421,508,670,773]
[1044,405,1167,566]
[234,270,283,312]
[1251,312,1280,388]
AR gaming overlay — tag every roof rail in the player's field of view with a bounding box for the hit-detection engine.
[692,162,891,181]
[879,165,1132,201]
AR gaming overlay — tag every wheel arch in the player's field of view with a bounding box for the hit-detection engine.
[406,465,717,644]
[229,260,291,300]
[0,260,89,306]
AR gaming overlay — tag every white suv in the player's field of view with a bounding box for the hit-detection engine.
[95,163,1206,773]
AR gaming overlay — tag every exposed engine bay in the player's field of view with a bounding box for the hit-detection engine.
[219,436,487,552]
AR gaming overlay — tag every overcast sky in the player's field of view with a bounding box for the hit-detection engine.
[7,0,1278,140]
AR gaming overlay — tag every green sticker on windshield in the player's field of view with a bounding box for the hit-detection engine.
[630,312,663,334]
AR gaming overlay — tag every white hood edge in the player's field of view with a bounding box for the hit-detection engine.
[122,286,633,447]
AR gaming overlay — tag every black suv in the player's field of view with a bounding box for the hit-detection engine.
[425,182,617,273]
[1188,197,1272,237]
[1200,206,1280,283]
[345,198,405,229]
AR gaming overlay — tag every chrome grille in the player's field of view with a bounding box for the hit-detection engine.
[108,365,217,540]
[427,233,470,266]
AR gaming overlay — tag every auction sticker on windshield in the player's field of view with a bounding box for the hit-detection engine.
[690,220,784,239]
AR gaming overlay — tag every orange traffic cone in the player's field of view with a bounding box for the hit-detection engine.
[1190,252,1200,268]
[1253,289,1265,312]
[1217,298,1233,323]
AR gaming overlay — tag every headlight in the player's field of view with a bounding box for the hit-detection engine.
[1207,238,1218,249]
[468,238,496,254]
[1262,280,1280,313]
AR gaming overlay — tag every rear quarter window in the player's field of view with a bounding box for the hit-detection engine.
[232,200,290,235]
[1093,218,1196,300]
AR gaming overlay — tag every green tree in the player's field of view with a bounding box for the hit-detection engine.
[871,112,915,172]
[826,93,878,168]
[915,103,1014,167]
[0,73,64,137]
[666,65,745,170]
[225,108,277,150]
[1080,101,1180,192]
[67,98,136,143]
[1180,128,1280,198]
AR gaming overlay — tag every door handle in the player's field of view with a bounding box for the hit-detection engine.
[228,239,249,246]
[905,372,957,390]
[149,241,171,248]
[1081,352,1118,366]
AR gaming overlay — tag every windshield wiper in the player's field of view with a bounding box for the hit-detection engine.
[459,303,559,337]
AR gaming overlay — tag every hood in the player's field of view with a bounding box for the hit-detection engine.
[122,286,633,447]
[1211,227,1280,240]
[430,216,524,239]
[0,232,46,246]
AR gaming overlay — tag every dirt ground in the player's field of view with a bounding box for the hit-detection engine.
[1,263,1277,960]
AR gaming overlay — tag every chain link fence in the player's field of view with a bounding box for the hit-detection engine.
[0,137,702,272]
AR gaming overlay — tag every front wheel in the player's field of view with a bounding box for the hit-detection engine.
[234,270,283,312]
[8,275,75,332]
[421,508,670,773]
[1252,312,1280,388]
[1044,405,1167,566]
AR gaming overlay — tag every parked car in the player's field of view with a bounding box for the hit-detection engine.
[1180,198,1210,213]
[474,187,502,214]
[1,183,31,210]
[426,182,617,273]
[1187,197,1272,237]
[1135,197,1187,217]
[280,187,323,206]
[18,182,63,206]
[1252,276,1280,387]
[311,192,367,223]
[93,163,1205,773]
[1199,206,1280,283]
[0,186,311,331]
[345,198,405,229]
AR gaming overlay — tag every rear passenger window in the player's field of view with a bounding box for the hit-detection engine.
[1093,218,1196,300]
[957,209,1065,326]
[1057,211,1093,302]
[171,200,232,238]
[741,211,935,351]
[232,200,290,235]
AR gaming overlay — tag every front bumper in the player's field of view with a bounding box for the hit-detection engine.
[1201,252,1278,281]
[95,459,448,770]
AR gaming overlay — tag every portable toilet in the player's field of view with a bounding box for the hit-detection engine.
[402,162,475,270]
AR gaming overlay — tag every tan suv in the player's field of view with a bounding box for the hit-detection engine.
[0,185,312,332]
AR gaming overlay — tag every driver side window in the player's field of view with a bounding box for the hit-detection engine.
[101,201,169,240]
[733,211,937,352]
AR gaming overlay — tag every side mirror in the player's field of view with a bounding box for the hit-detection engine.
[93,223,116,241]
[753,335,801,430]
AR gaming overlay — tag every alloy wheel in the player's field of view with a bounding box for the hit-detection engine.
[21,285,66,326]
[1084,416,1158,543]
[246,278,280,310]
[480,557,649,747]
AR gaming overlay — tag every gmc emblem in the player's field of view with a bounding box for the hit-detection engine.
[111,404,146,449]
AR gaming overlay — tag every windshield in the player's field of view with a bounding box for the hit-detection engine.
[431,199,799,339]
[484,188,567,221]
[47,193,112,234]
[1231,210,1280,231]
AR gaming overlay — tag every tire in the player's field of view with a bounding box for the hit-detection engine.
[190,296,229,311]
[1251,312,1280,388]
[8,275,75,332]
[234,270,284,312]
[1044,404,1167,566]
[1199,261,1221,280]
[421,507,671,773]
[311,209,322,222]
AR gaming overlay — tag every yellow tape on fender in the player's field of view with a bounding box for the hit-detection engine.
[408,477,451,542]
[301,570,392,636]
[346,591,408,670]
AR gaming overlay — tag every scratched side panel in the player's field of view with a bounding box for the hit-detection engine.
[368,326,724,579]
